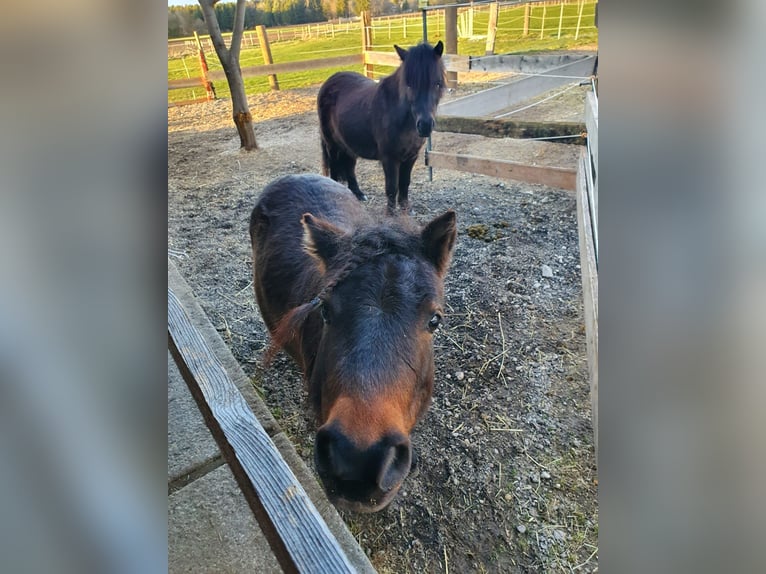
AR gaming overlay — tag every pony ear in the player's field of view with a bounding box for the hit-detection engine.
[421,210,457,276]
[302,213,344,269]
[394,44,408,61]
[433,41,444,57]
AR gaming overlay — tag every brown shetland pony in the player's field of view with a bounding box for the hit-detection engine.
[250,174,457,512]
[317,41,446,214]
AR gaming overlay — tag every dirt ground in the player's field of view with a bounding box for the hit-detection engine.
[168,79,597,573]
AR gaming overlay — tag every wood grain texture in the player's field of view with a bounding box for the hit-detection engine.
[426,150,576,191]
[168,288,356,574]
[575,150,599,464]
[585,90,599,226]
[364,51,470,73]
[485,2,499,55]
[207,54,363,82]
[435,115,585,143]
[169,77,208,90]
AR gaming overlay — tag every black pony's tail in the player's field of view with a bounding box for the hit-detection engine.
[319,137,331,177]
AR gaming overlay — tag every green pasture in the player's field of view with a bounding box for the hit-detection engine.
[168,2,597,104]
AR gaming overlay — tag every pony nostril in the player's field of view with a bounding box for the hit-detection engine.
[315,426,356,481]
[315,428,333,474]
[377,441,412,492]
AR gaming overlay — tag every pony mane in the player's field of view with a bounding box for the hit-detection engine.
[400,43,447,93]
[264,220,423,364]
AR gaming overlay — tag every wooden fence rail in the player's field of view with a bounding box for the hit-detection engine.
[576,89,598,462]
[169,1,598,104]
[169,286,357,574]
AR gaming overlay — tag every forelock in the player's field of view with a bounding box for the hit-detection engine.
[402,43,445,91]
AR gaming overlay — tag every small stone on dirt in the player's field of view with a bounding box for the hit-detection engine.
[504,493,512,502]
[541,471,551,480]
[516,524,527,534]
[541,264,554,278]
[455,371,465,381]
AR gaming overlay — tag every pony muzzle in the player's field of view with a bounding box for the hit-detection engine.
[314,421,412,512]
[416,117,434,137]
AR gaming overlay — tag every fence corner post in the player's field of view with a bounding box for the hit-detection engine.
[444,6,458,89]
[256,25,279,91]
[361,11,373,79]
[485,1,499,56]
[194,31,216,101]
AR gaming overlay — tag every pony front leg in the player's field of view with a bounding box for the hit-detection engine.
[342,156,367,201]
[382,160,401,215]
[397,156,417,214]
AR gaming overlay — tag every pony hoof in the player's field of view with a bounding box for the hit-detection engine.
[355,193,368,202]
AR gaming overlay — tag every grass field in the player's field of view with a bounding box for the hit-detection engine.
[168,1,597,104]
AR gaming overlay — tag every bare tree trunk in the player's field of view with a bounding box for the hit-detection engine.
[199,0,257,150]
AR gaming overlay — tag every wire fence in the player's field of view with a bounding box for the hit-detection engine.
[168,1,597,104]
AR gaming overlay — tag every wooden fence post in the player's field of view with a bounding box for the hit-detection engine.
[194,31,216,100]
[523,3,530,36]
[444,6,458,88]
[540,4,547,38]
[575,0,585,39]
[485,1,499,55]
[256,25,279,91]
[361,11,373,78]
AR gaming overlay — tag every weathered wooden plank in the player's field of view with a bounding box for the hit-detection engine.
[438,55,596,118]
[168,288,356,574]
[364,51,470,73]
[467,51,594,74]
[575,149,598,464]
[169,77,207,90]
[436,115,585,143]
[426,150,576,191]
[207,54,363,82]
[484,1,499,55]
[585,91,598,174]
[585,90,598,230]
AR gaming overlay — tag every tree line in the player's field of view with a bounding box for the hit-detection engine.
[168,0,417,39]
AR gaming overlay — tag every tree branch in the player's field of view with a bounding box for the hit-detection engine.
[199,0,229,67]
[230,0,247,64]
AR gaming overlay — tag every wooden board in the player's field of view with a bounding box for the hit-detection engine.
[575,149,598,463]
[467,51,595,74]
[438,55,596,118]
[585,90,598,227]
[364,51,470,73]
[585,91,598,174]
[208,54,363,82]
[436,116,585,143]
[426,150,576,191]
[168,288,356,574]
[169,77,207,90]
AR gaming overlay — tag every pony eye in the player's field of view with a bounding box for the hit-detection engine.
[435,82,441,88]
[428,313,442,333]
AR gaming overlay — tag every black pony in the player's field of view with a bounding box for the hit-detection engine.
[317,41,446,213]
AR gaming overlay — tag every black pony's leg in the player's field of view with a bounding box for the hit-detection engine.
[397,156,417,214]
[343,156,367,201]
[382,159,400,215]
